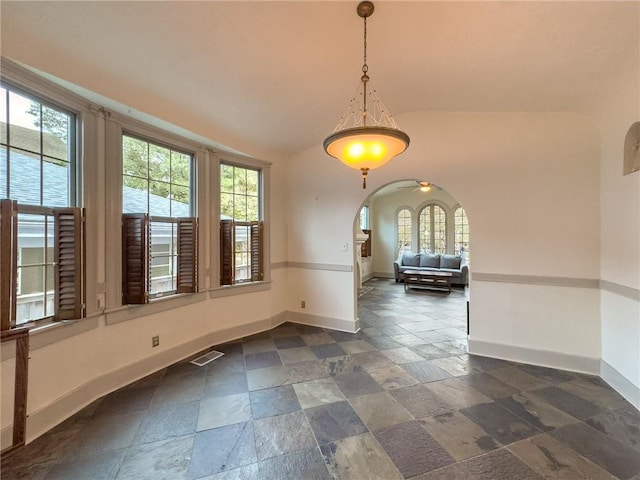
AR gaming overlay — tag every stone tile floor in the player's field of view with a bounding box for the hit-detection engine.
[2,278,640,479]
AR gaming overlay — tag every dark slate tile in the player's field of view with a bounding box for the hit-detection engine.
[514,363,576,384]
[463,354,512,372]
[116,435,194,480]
[374,421,455,478]
[364,335,403,350]
[321,355,363,376]
[203,371,248,399]
[457,372,519,399]
[389,383,453,418]
[410,344,450,360]
[273,336,306,350]
[530,385,604,420]
[133,401,199,445]
[305,401,368,445]
[65,411,144,459]
[460,448,542,480]
[551,422,640,479]
[320,433,402,479]
[253,410,316,460]
[1,461,53,480]
[497,393,578,432]
[214,341,244,356]
[326,330,359,342]
[163,361,206,383]
[44,449,126,480]
[188,422,256,479]
[460,402,540,445]
[258,447,331,480]
[351,351,396,372]
[249,385,301,419]
[585,406,640,453]
[333,371,384,398]
[205,353,246,376]
[310,343,347,359]
[94,386,156,417]
[403,360,452,383]
[378,325,410,336]
[411,463,471,480]
[245,351,282,370]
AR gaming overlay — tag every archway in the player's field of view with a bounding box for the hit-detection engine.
[353,179,471,346]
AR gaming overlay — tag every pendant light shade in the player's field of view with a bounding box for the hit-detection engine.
[324,1,410,188]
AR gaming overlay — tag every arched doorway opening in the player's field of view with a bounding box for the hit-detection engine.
[353,179,471,352]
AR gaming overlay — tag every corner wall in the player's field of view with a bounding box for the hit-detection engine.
[596,67,640,408]
[289,112,602,375]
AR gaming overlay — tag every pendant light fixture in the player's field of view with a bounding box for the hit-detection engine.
[324,1,410,189]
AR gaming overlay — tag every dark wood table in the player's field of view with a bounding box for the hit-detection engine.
[403,269,453,293]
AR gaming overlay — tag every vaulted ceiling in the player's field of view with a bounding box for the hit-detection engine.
[2,1,638,158]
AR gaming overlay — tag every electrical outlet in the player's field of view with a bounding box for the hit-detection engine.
[301,300,306,309]
[152,335,159,348]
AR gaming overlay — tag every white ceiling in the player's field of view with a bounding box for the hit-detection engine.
[2,1,638,158]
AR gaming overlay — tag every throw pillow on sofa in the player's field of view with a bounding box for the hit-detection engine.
[402,252,421,267]
[440,254,462,269]
[420,253,440,268]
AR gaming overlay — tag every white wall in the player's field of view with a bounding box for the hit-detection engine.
[595,67,640,408]
[288,111,602,373]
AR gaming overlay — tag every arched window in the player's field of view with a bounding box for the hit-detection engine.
[419,204,446,254]
[397,208,412,253]
[454,206,469,259]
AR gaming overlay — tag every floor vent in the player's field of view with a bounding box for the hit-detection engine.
[190,350,225,367]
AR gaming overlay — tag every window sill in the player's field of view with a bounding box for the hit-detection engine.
[209,280,271,298]
[105,291,208,325]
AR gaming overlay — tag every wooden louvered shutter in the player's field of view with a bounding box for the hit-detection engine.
[177,217,198,293]
[1,199,18,330]
[122,214,150,304]
[250,221,263,281]
[220,219,233,286]
[361,229,371,257]
[54,208,84,320]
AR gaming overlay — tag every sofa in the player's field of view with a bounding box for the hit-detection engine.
[393,252,469,286]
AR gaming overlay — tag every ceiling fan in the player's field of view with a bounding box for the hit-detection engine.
[397,181,442,193]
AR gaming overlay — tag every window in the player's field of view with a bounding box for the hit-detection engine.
[397,208,412,253]
[121,134,197,303]
[220,163,263,284]
[359,205,369,230]
[419,204,447,254]
[359,205,371,257]
[1,83,83,328]
[454,206,469,259]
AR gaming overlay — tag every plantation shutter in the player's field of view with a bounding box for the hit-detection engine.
[54,207,84,320]
[250,221,263,281]
[220,219,233,286]
[122,214,150,304]
[361,229,371,257]
[177,217,198,293]
[0,199,18,330]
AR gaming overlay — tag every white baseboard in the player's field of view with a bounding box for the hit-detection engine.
[2,310,355,449]
[468,338,600,375]
[600,359,640,411]
[286,311,359,333]
[10,314,287,447]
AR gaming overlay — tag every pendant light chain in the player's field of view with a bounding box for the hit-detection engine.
[361,14,369,126]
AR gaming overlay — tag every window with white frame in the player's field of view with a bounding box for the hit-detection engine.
[121,134,197,302]
[359,205,369,230]
[454,206,469,260]
[419,204,447,254]
[1,82,83,328]
[220,162,263,284]
[397,208,412,253]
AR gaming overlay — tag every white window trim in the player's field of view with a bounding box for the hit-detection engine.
[214,152,271,288]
